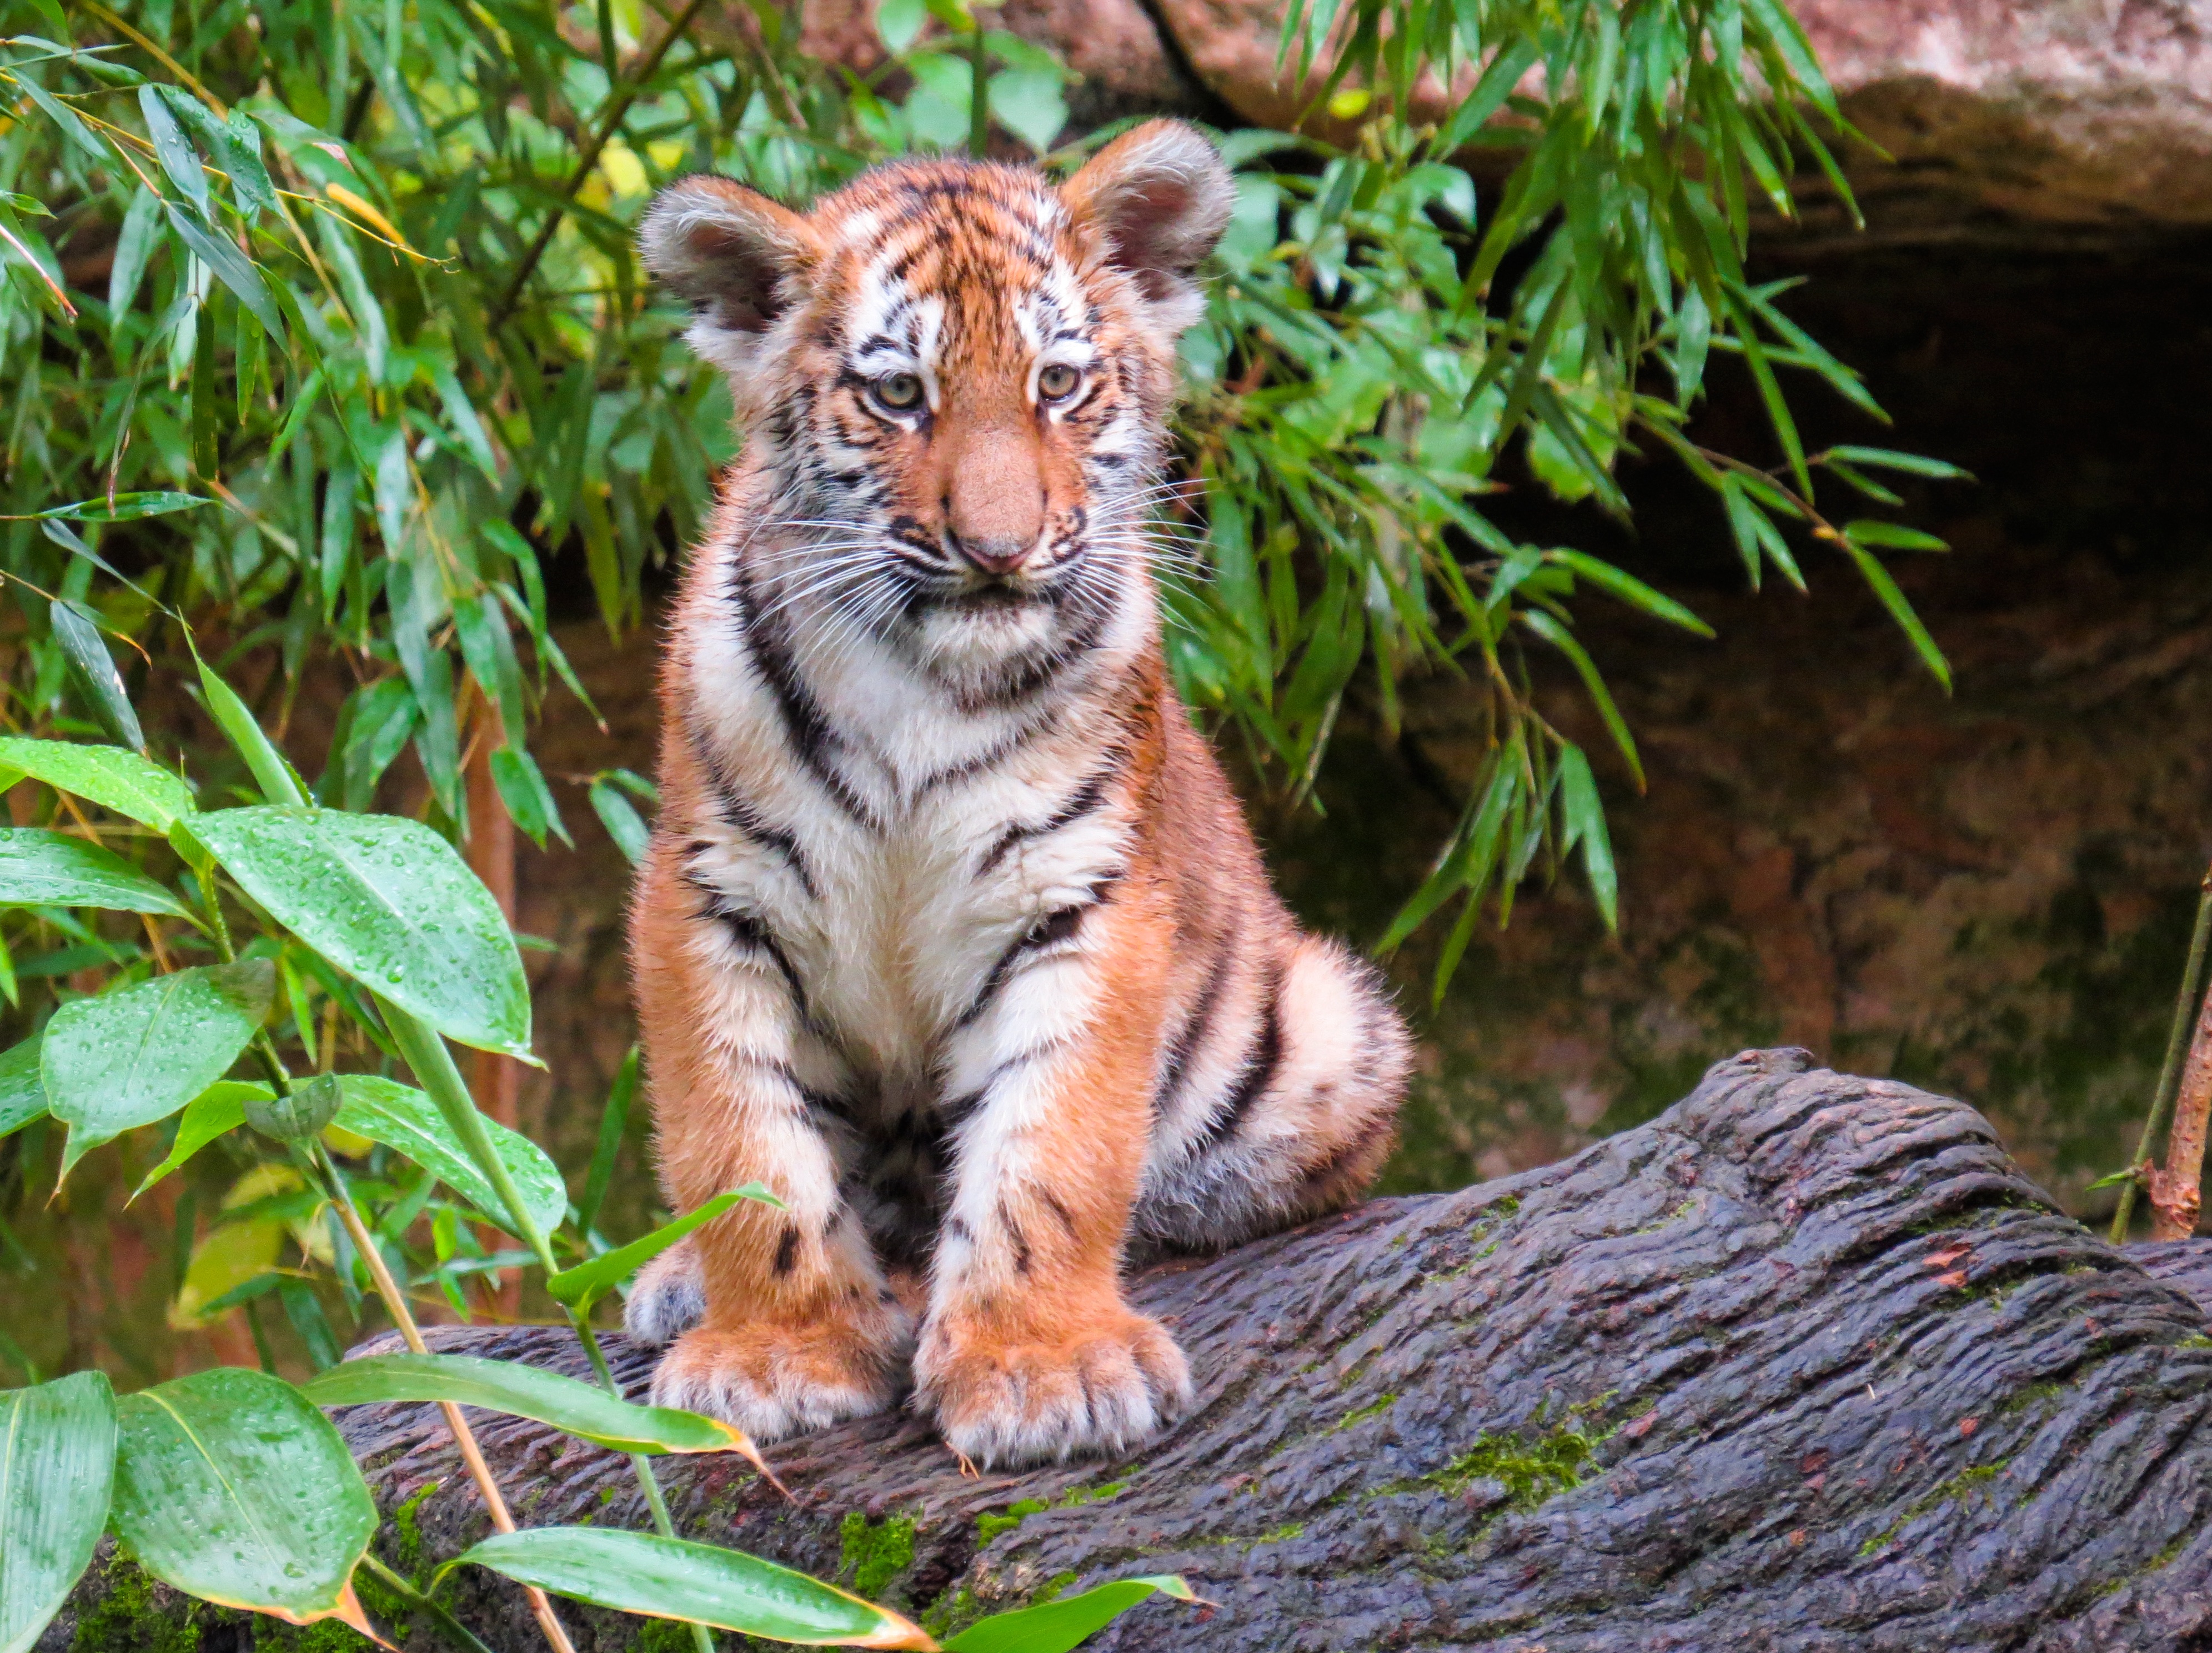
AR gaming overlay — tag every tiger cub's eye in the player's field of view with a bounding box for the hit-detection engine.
[872,371,925,412]
[1037,363,1082,403]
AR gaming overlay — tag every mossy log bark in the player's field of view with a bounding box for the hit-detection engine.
[57,1050,2212,1651]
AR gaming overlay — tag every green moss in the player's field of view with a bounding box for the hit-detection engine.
[1336,1394,1397,1431]
[921,1586,980,1640]
[71,1554,199,1653]
[632,1618,716,1652]
[1253,1521,1306,1543]
[1034,1573,1078,1605]
[1428,1415,1609,1510]
[252,1616,377,1650]
[976,1498,1048,1545]
[2177,1334,2212,1350]
[1858,1461,2008,1556]
[838,1511,917,1602]
[389,1479,438,1576]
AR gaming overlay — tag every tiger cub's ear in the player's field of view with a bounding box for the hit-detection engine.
[1061,119,1234,334]
[639,176,821,385]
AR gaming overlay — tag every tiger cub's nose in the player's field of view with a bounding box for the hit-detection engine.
[944,427,1046,575]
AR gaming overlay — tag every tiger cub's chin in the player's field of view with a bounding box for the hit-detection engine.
[628,119,1412,1467]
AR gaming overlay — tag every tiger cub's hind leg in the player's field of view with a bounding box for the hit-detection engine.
[1138,933,1410,1256]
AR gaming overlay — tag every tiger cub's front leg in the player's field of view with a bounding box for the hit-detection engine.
[916,892,1191,1468]
[628,845,914,1441]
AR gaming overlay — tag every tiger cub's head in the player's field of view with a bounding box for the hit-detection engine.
[641,121,1232,705]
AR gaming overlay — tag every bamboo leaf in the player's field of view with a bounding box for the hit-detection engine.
[0,829,189,918]
[0,740,195,832]
[545,1186,784,1313]
[111,1368,379,1635]
[445,1526,934,1648]
[0,1371,117,1653]
[302,1353,760,1457]
[944,1576,1202,1653]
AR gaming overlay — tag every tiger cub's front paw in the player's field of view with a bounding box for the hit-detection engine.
[915,1309,1192,1469]
[648,1299,916,1442]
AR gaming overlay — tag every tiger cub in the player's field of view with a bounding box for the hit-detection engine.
[625,121,1411,1467]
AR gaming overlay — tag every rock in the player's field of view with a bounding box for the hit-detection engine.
[59,1050,2211,1650]
[1792,0,2212,229]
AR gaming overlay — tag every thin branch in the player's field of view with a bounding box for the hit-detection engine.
[485,0,710,331]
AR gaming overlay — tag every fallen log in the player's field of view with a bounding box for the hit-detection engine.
[52,1050,2212,1650]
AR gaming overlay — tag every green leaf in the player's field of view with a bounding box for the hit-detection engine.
[162,203,283,340]
[129,1080,258,1200]
[44,961,274,1174]
[1556,744,1618,931]
[187,807,530,1058]
[302,1353,760,1458]
[1542,550,1714,638]
[445,1526,932,1648]
[12,72,103,161]
[33,492,212,523]
[0,1371,117,1653]
[578,1046,638,1234]
[47,602,143,753]
[945,1575,1200,1653]
[0,740,195,831]
[1837,537,1952,691]
[331,1074,566,1242]
[111,1367,377,1632]
[0,1036,45,1139]
[590,777,651,865]
[987,69,1066,155]
[489,747,570,850]
[1839,519,1949,552]
[243,1071,342,1141]
[193,653,309,807]
[1823,445,1973,481]
[545,1185,783,1312]
[0,829,188,918]
[138,85,209,215]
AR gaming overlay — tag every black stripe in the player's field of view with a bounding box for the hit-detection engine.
[1039,1188,1077,1239]
[1001,1201,1032,1274]
[953,878,1117,1030]
[1190,969,1283,1153]
[685,872,809,1012]
[729,565,880,830]
[773,1225,799,1275]
[1156,941,1233,1115]
[684,725,819,900]
[976,750,1125,876]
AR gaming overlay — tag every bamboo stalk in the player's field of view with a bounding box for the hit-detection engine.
[2150,991,2212,1241]
[2109,865,2212,1243]
[322,1168,579,1653]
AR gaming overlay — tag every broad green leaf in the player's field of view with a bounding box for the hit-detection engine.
[545,1185,783,1312]
[1556,744,1619,931]
[47,602,143,753]
[447,1527,932,1649]
[945,1576,1200,1653]
[44,961,274,1173]
[0,1371,117,1653]
[187,808,530,1057]
[0,1037,44,1138]
[0,829,186,918]
[332,1074,566,1241]
[0,740,195,831]
[129,1080,259,1200]
[111,1367,377,1632]
[302,1353,760,1459]
[489,747,570,849]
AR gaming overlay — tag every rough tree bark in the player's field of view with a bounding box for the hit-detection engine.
[53,1050,2212,1651]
